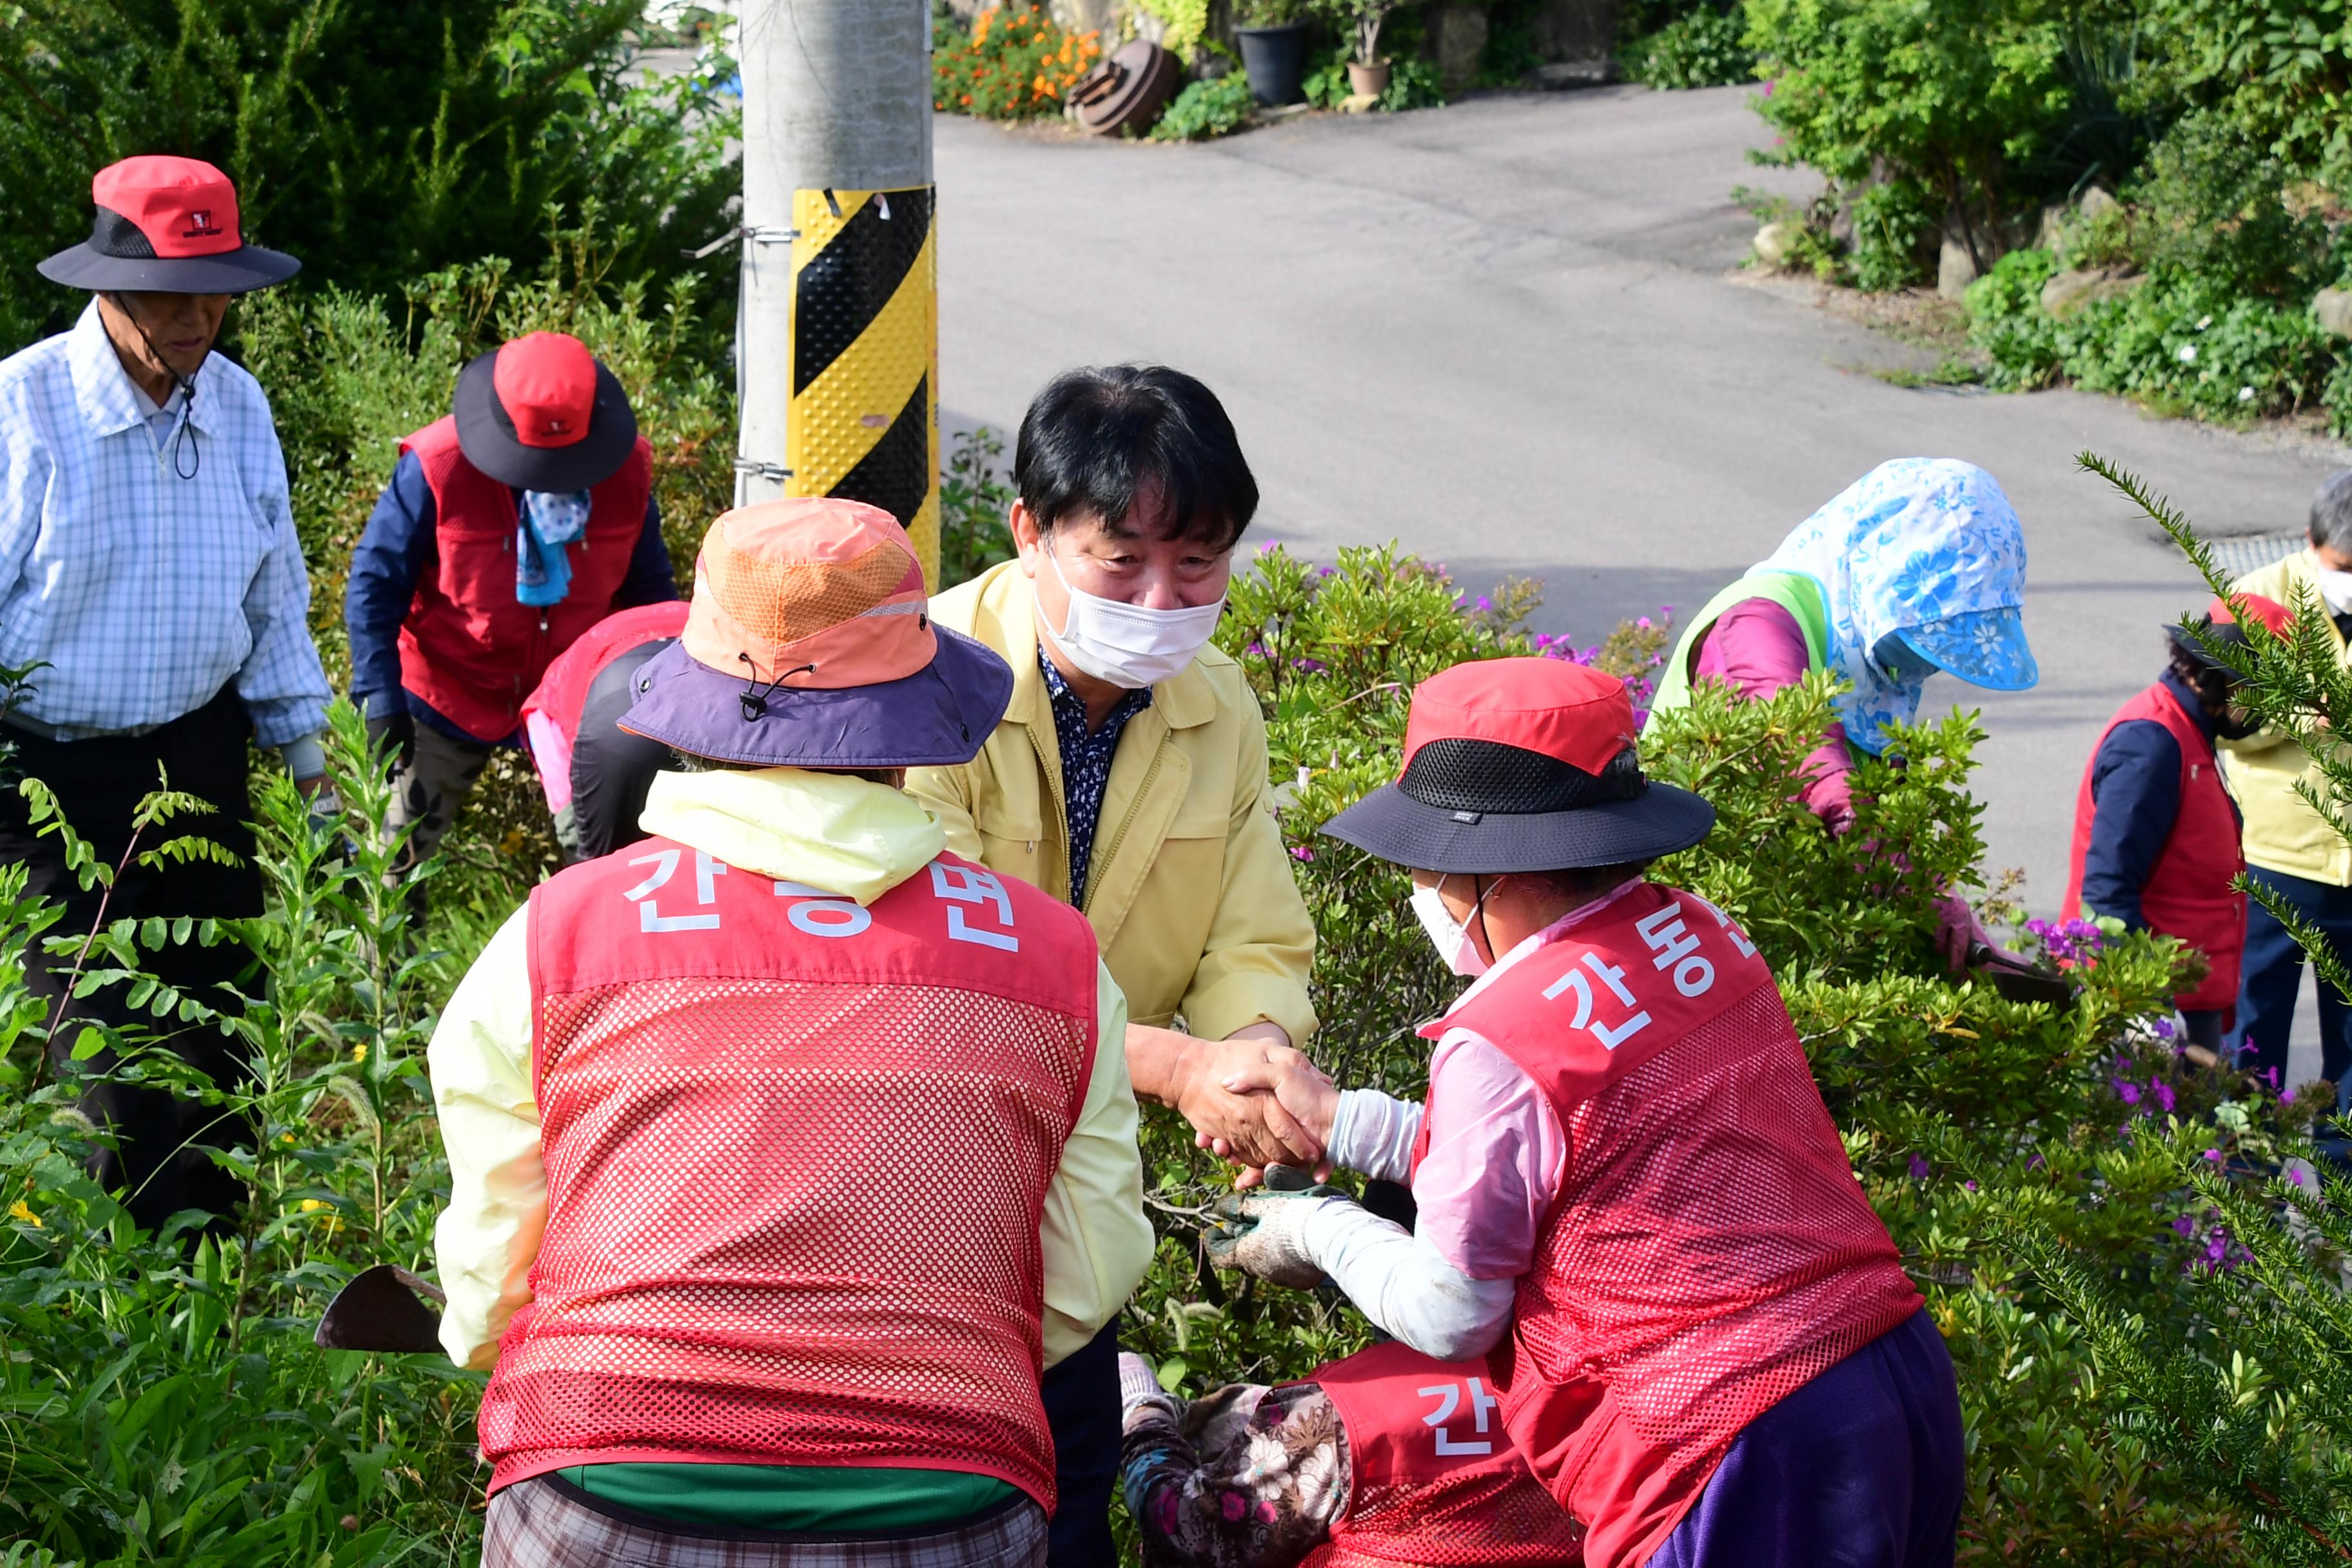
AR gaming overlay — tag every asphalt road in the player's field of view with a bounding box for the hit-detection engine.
[933,86,2351,952]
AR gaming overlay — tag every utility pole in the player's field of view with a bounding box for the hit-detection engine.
[736,0,942,584]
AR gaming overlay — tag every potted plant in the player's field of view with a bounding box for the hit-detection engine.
[1232,0,1314,106]
[1320,0,1415,98]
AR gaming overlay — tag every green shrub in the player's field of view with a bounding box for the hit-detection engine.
[1745,0,2137,291]
[1966,246,2349,430]
[1622,6,1757,89]
[1,0,740,355]
[939,426,1019,589]
[1150,73,1257,141]
[0,707,489,1562]
[1380,57,1446,111]
[932,6,1104,121]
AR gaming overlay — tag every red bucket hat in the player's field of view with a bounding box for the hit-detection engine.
[37,155,299,294]
[1322,658,1716,873]
[452,332,640,492]
[620,498,1012,769]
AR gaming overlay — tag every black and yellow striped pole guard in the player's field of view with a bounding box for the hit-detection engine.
[787,185,941,587]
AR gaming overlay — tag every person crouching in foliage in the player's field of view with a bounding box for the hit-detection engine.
[1207,658,1965,1568]
[2062,594,2287,1057]
[427,498,1152,1565]
[1117,1340,1587,1566]
[343,331,678,890]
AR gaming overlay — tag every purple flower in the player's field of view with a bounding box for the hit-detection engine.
[1475,595,1493,614]
[1317,566,1335,578]
[2268,1067,2281,1090]
[2289,1168,2309,1188]
[2113,1079,2142,1106]
[1660,604,1677,616]
[1963,1180,1978,1192]
[2026,1153,2044,1170]
[1292,657,1326,673]
[1636,616,1652,630]
[1246,640,1267,656]
[1908,1154,1930,1179]
[2154,1083,2176,1113]
[2171,1215,2195,1237]
[2202,1148,2224,1162]
[2153,1018,2175,1039]
[2282,1088,2298,1104]
[1289,845,1314,863]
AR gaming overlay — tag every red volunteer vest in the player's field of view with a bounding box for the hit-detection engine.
[1417,883,1921,1568]
[397,416,654,740]
[1297,1343,1587,1568]
[481,839,1101,1506]
[2061,681,2247,1014]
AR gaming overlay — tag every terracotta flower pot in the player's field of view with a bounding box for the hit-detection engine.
[1347,59,1392,99]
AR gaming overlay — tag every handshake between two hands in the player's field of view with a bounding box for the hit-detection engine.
[1125,1022,1342,1190]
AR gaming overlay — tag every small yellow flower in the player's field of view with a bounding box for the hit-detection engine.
[9,1199,41,1230]
[351,1043,368,1063]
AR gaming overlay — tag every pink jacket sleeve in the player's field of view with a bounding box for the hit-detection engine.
[1410,1032,1569,1281]
[1692,596,1856,830]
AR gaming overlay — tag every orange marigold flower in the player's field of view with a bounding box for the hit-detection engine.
[961,93,972,105]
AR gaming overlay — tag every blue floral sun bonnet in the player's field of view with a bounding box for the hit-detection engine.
[1754,457,2037,756]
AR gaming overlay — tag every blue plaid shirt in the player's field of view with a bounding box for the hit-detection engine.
[1039,649,1152,907]
[0,302,328,747]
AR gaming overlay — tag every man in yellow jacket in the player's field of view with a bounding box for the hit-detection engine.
[2224,468,2352,1105]
[907,364,1318,1565]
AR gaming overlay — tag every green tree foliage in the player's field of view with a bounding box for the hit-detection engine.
[0,0,740,353]
[1990,456,2352,1562]
[1150,73,1258,141]
[1620,3,1758,88]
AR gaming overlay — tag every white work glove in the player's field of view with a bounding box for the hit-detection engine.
[1206,1166,1352,1289]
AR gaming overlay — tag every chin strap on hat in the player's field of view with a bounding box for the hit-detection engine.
[736,654,817,721]
[106,294,201,482]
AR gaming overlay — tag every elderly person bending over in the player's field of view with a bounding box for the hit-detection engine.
[1648,458,2037,967]
[1212,660,1963,1568]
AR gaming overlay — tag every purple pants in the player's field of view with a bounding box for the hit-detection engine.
[1651,1310,1965,1568]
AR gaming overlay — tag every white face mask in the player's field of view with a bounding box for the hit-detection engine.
[1410,879,1490,977]
[2316,567,2352,616]
[1039,544,1227,691]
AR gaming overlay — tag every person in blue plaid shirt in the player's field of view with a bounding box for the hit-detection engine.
[2,155,329,1235]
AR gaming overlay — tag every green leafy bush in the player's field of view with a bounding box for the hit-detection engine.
[1745,0,2093,291]
[1150,73,1258,141]
[1,0,740,355]
[939,426,1019,589]
[1966,247,2349,431]
[1379,56,1446,111]
[1622,5,1757,89]
[932,6,1104,120]
[0,708,487,1562]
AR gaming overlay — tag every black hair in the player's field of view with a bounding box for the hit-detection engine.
[1013,365,1259,551]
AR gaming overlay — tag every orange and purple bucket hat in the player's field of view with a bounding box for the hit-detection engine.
[620,497,1012,768]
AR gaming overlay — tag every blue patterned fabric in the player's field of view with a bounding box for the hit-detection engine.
[1754,458,2037,756]
[0,302,328,745]
[518,489,591,607]
[1038,649,1152,907]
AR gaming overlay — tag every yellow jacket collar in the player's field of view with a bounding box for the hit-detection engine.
[638,766,947,905]
[977,561,1222,732]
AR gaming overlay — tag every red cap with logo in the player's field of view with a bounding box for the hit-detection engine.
[37,155,300,293]
[453,331,640,491]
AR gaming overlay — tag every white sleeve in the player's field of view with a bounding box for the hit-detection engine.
[1329,1088,1425,1184]
[1300,1200,1517,1362]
